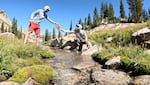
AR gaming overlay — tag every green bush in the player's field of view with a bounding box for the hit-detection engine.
[92,44,150,76]
[0,38,55,81]
[9,65,54,84]
[40,49,55,58]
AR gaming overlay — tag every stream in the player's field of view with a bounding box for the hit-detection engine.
[44,47,132,85]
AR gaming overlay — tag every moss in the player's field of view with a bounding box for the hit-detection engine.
[9,67,30,82]
[9,65,54,84]
[40,49,55,58]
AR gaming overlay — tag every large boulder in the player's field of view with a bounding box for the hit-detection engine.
[0,32,15,39]
[81,44,102,56]
[0,9,12,30]
[132,27,150,44]
[53,69,90,85]
[104,56,121,69]
[92,69,132,85]
[50,38,60,47]
[133,75,150,85]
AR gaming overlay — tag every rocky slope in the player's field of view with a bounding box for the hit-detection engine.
[0,9,12,31]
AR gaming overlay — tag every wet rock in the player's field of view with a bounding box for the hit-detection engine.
[104,56,121,69]
[92,69,132,85]
[53,69,90,85]
[133,75,150,85]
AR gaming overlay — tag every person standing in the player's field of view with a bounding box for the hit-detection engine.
[24,5,62,45]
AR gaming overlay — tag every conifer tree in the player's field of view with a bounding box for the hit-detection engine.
[104,3,109,18]
[78,18,82,25]
[45,29,49,41]
[148,8,150,18]
[58,31,61,38]
[52,27,56,39]
[120,0,126,18]
[1,22,4,33]
[108,3,114,21]
[127,0,143,22]
[93,7,99,27]
[12,17,18,35]
[84,18,87,30]
[69,20,72,31]
[87,13,92,29]
[101,1,105,19]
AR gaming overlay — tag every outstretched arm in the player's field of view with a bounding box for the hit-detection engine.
[46,17,62,32]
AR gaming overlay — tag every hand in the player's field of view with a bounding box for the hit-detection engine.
[55,23,60,28]
[55,23,61,32]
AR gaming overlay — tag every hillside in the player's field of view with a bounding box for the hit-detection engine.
[0,9,12,31]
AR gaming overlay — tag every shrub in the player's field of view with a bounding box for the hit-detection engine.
[9,65,54,84]
[40,49,55,58]
[92,44,150,76]
[0,38,55,81]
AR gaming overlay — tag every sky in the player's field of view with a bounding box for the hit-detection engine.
[0,0,149,35]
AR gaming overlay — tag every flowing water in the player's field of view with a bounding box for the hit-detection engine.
[44,48,83,69]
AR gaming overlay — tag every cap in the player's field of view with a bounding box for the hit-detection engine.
[76,24,82,29]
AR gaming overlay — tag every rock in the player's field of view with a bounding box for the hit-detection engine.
[104,56,121,69]
[92,69,132,85]
[53,69,90,85]
[0,81,20,85]
[133,75,150,85]
[106,37,113,42]
[0,32,15,39]
[132,27,150,45]
[23,77,41,85]
[50,38,59,47]
[0,9,12,30]
[81,44,102,56]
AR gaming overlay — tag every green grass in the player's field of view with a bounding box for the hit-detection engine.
[90,23,150,76]
[9,65,54,84]
[0,38,55,81]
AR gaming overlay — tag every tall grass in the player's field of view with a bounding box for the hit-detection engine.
[0,38,54,81]
[90,23,150,76]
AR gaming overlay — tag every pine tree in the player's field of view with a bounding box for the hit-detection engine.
[49,32,51,40]
[104,3,109,18]
[84,18,87,30]
[78,18,82,25]
[142,9,149,21]
[101,1,105,19]
[87,13,92,29]
[69,20,72,31]
[108,3,114,21]
[58,31,61,38]
[1,22,4,33]
[127,0,143,22]
[52,27,56,39]
[16,27,22,39]
[120,0,126,18]
[93,7,99,27]
[12,17,18,35]
[45,29,49,41]
[148,8,150,18]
